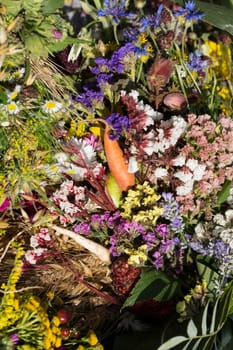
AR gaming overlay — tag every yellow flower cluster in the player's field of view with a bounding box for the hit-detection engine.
[0,245,62,349]
[0,244,24,330]
[76,330,104,350]
[202,40,232,80]
[121,181,164,227]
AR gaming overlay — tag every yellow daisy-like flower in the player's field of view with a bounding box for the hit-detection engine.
[42,100,63,114]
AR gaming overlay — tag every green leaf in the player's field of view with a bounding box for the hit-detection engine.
[196,255,220,293]
[156,336,188,350]
[2,0,23,16]
[42,0,64,14]
[122,268,180,309]
[202,301,210,335]
[187,319,198,337]
[217,180,232,206]
[196,1,233,36]
[217,280,233,325]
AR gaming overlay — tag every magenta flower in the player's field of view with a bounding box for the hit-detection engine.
[0,197,10,212]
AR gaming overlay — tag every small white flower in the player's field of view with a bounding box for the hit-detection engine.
[128,156,139,173]
[213,213,226,226]
[173,154,186,167]
[30,235,40,248]
[174,170,193,182]
[42,100,63,114]
[176,180,194,196]
[5,101,20,114]
[192,164,206,181]
[225,209,233,224]
[55,152,68,164]
[154,167,168,179]
[194,222,205,240]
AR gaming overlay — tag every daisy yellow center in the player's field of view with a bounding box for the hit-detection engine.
[7,103,17,111]
[46,101,56,109]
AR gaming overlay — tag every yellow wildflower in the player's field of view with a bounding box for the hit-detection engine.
[125,245,148,266]
[88,329,99,346]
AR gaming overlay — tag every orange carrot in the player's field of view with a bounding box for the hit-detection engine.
[96,119,135,191]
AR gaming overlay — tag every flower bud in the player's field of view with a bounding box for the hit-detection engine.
[163,92,187,111]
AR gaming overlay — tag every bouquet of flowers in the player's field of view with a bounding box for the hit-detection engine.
[0,0,233,349]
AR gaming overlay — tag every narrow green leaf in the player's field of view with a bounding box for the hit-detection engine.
[182,339,193,350]
[210,298,220,333]
[192,338,203,350]
[187,319,198,337]
[202,301,210,335]
[156,336,188,350]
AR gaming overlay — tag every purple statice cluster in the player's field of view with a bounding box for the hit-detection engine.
[106,113,130,139]
[91,43,135,85]
[186,235,233,278]
[142,193,187,272]
[75,87,104,111]
[97,0,134,24]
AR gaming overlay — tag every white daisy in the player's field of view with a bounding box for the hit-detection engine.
[5,101,20,114]
[42,100,63,114]
[12,68,25,80]
[7,85,21,100]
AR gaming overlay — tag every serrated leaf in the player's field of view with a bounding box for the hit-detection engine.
[122,268,180,309]
[187,319,198,337]
[156,336,188,350]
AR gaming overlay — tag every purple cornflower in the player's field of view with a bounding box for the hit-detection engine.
[106,113,130,140]
[187,51,209,72]
[73,222,91,235]
[75,88,104,111]
[174,1,205,21]
[97,0,134,24]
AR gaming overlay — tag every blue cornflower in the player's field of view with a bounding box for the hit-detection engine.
[106,113,130,139]
[174,1,205,21]
[97,0,134,24]
[140,4,163,31]
[187,51,208,72]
